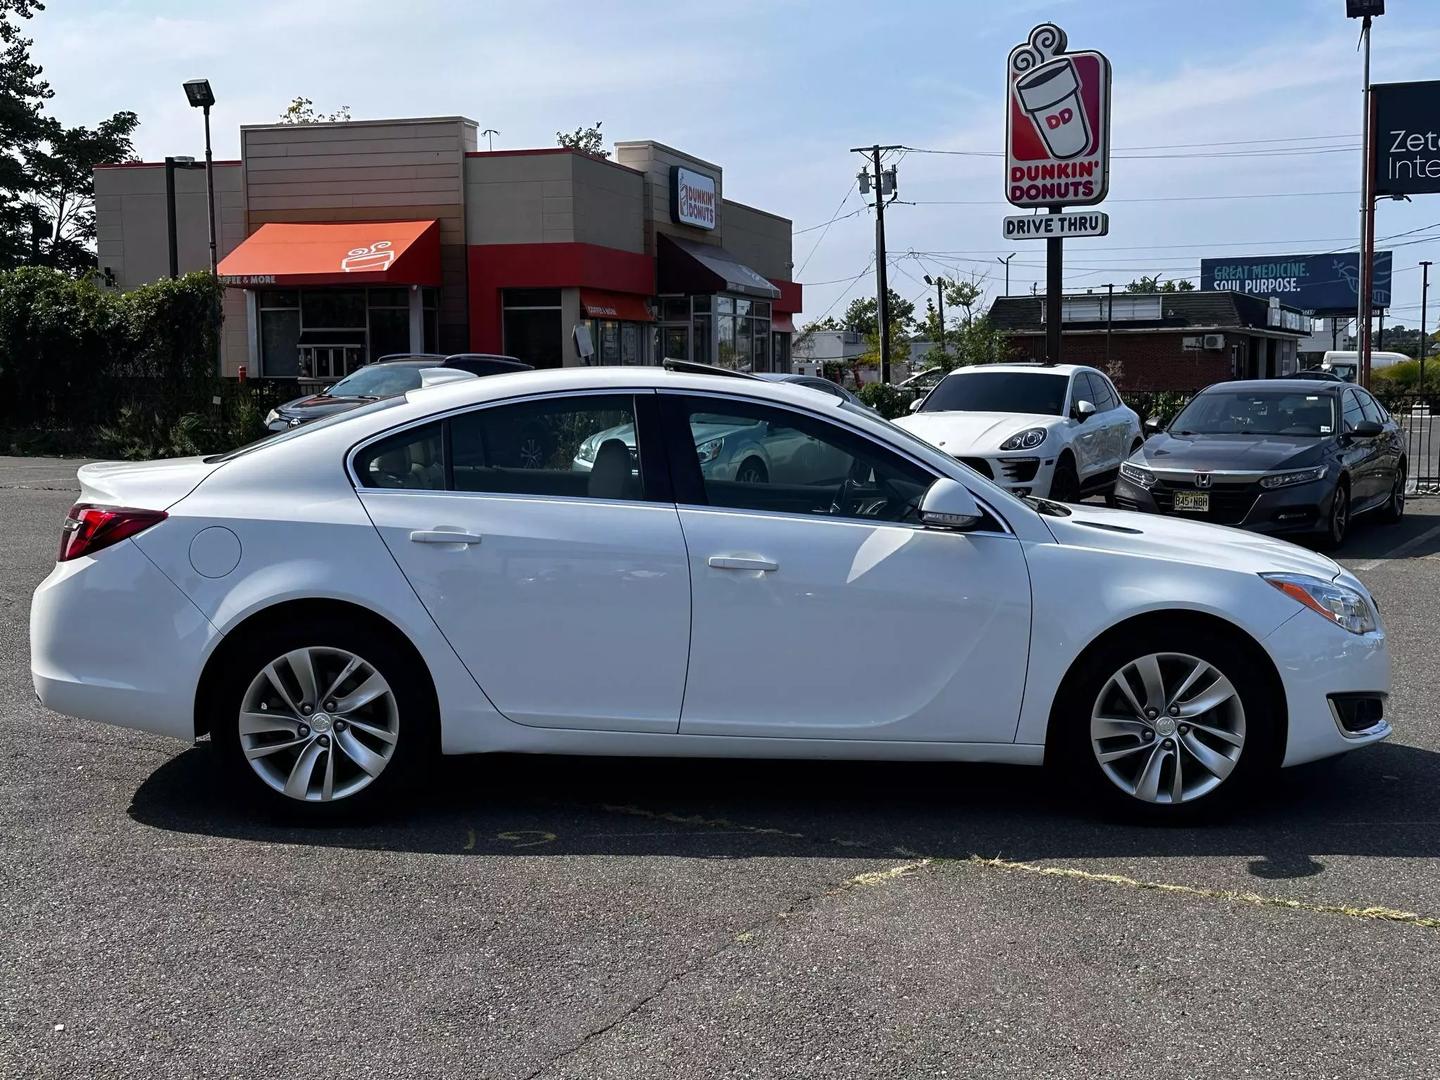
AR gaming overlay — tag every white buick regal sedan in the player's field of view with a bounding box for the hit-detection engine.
[31,365,1391,820]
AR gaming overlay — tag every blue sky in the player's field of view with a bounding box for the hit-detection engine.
[30,0,1440,329]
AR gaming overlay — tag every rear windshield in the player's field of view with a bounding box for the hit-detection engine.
[920,371,1069,416]
[1168,391,1336,437]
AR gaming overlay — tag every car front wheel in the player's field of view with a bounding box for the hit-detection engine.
[212,618,434,817]
[1054,627,1280,819]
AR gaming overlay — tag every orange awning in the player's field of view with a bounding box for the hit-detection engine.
[218,220,441,288]
[579,288,653,322]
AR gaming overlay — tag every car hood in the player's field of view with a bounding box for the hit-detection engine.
[894,411,1060,453]
[1040,501,1344,581]
[1136,432,1327,471]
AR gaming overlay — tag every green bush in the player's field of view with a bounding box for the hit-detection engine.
[858,380,906,419]
[0,268,250,458]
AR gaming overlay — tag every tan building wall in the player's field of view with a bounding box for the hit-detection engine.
[463,150,645,251]
[613,140,724,255]
[94,162,248,373]
[241,116,476,352]
[721,199,794,283]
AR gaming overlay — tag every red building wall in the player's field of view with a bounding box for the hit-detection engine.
[1005,332,1235,392]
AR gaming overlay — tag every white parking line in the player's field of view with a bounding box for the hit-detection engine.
[1352,521,1440,572]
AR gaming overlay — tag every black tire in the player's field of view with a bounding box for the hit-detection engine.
[1319,479,1350,551]
[211,616,436,820]
[1050,624,1281,822]
[1050,455,1081,503]
[735,458,768,484]
[1379,461,1406,524]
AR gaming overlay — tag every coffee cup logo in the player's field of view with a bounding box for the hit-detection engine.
[1005,22,1112,208]
[341,240,394,273]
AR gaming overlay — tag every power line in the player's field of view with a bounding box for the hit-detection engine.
[900,143,1357,161]
[911,189,1358,207]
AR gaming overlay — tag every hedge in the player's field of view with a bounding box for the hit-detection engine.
[0,268,275,459]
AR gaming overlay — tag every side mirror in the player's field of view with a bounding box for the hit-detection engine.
[1351,419,1384,438]
[1143,416,1164,437]
[1072,399,1096,422]
[907,397,925,414]
[919,478,983,531]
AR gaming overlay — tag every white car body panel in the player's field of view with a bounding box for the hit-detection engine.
[674,506,1031,741]
[30,366,1390,785]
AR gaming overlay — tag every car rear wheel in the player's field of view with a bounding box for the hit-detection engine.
[212,618,435,817]
[1053,627,1279,820]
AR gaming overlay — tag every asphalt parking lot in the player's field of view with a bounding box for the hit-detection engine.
[5,455,1440,1079]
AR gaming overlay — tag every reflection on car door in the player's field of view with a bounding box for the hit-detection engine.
[1357,389,1399,504]
[660,392,1032,743]
[355,392,692,734]
[1340,389,1383,507]
[1072,372,1107,481]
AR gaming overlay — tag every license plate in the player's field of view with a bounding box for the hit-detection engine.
[1173,491,1210,512]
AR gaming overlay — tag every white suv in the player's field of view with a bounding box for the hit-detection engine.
[894,363,1141,502]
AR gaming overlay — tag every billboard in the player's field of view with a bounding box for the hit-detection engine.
[1199,251,1393,316]
[1005,23,1111,209]
[1372,80,1440,197]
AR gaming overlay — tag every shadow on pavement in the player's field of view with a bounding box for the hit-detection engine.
[129,738,1440,879]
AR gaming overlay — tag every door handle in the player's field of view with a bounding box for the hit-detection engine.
[409,529,483,546]
[707,555,778,572]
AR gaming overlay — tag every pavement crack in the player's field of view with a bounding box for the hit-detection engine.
[965,855,1440,930]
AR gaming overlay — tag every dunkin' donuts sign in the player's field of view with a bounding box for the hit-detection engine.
[1005,23,1111,209]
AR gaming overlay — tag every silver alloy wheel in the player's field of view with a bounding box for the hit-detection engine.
[238,646,399,802]
[1089,651,1246,805]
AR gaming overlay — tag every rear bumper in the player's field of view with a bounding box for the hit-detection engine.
[30,538,218,742]
[1263,608,1391,767]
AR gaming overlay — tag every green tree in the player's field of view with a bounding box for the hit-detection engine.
[27,110,138,275]
[0,0,52,270]
[919,277,1002,372]
[279,96,352,123]
[840,290,915,339]
[1125,275,1195,293]
[556,121,609,159]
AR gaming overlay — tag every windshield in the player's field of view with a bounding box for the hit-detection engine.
[327,365,424,399]
[1168,391,1336,437]
[920,371,1069,416]
[204,396,409,463]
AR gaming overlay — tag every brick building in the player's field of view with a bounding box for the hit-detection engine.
[990,291,1309,391]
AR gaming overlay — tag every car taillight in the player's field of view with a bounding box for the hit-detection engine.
[58,504,167,562]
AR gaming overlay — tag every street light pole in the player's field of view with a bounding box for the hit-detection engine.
[998,253,1015,297]
[203,103,217,277]
[1105,282,1115,371]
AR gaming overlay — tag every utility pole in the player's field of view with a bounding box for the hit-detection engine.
[1355,9,1377,387]
[998,253,1015,297]
[1421,260,1432,402]
[851,144,903,382]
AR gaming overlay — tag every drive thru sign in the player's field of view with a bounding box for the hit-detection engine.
[1006,23,1112,208]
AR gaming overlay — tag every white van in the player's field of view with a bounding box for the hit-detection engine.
[1320,350,1409,382]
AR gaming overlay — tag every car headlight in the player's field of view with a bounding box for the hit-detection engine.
[1119,461,1156,489]
[576,437,597,463]
[1260,465,1327,489]
[696,437,724,464]
[265,409,279,425]
[1000,427,1047,451]
[1263,572,1377,634]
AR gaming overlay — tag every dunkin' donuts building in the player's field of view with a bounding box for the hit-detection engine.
[94,116,803,379]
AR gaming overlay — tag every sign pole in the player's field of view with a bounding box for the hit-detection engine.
[1357,14,1373,387]
[1046,206,1063,364]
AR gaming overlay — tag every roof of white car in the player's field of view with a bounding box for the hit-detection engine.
[401,365,848,413]
[944,363,1090,376]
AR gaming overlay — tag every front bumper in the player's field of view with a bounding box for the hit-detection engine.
[1114,474,1338,535]
[953,453,1057,498]
[30,538,218,742]
[1263,606,1391,767]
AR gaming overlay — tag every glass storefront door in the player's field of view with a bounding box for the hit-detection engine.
[660,325,689,363]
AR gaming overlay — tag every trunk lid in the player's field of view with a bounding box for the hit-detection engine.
[76,457,222,510]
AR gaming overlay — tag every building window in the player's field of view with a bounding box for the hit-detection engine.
[710,293,772,372]
[368,287,410,361]
[502,288,562,368]
[258,286,435,378]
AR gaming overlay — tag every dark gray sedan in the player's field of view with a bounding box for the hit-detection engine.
[1113,379,1407,548]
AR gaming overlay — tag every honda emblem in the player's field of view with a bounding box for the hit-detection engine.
[1194,473,1213,489]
